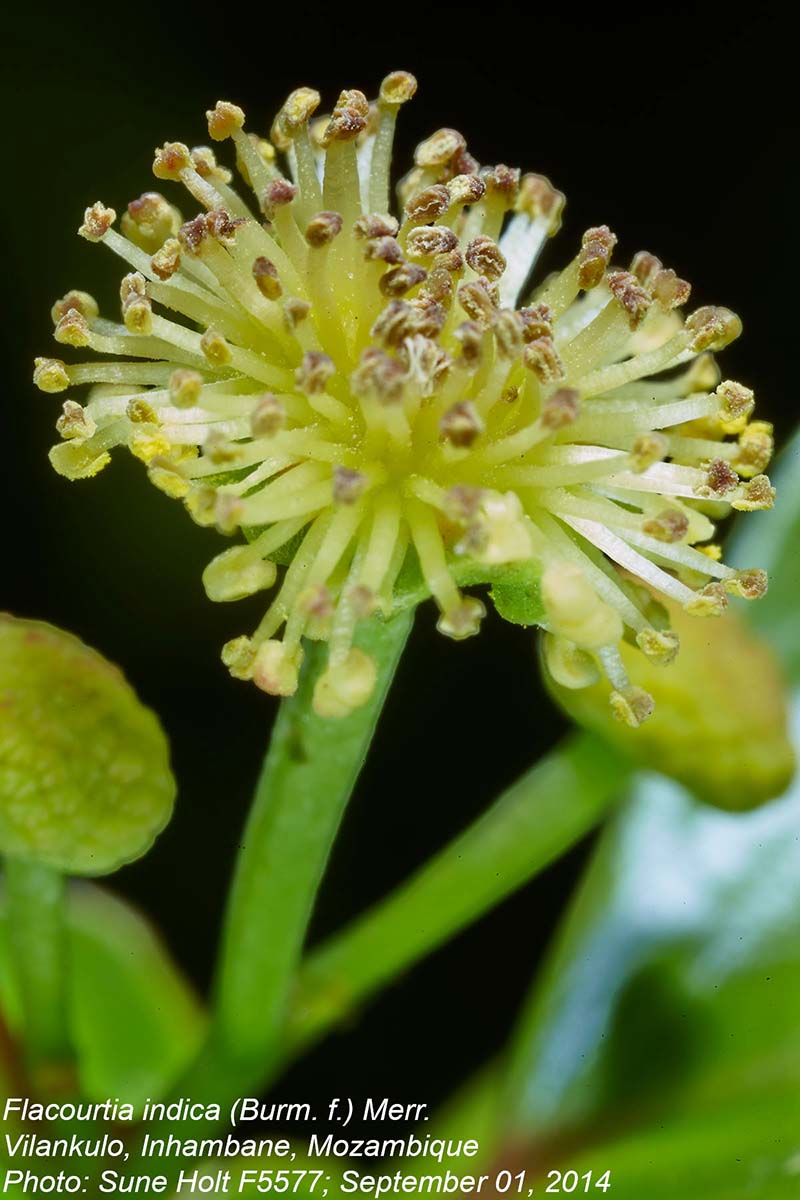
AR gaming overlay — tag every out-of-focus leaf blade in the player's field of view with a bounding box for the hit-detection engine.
[0,615,176,874]
[0,881,205,1104]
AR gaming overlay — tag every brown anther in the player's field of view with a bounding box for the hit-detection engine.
[363,236,404,264]
[169,368,203,408]
[630,432,669,471]
[454,321,484,370]
[484,165,521,206]
[578,225,617,290]
[370,301,417,348]
[152,142,192,181]
[298,583,334,619]
[354,213,400,239]
[458,280,497,328]
[642,508,690,542]
[33,357,69,393]
[122,192,179,251]
[296,350,335,395]
[465,235,507,282]
[50,290,99,324]
[206,100,245,141]
[732,474,776,511]
[541,387,580,429]
[493,309,524,359]
[56,400,94,440]
[379,71,418,107]
[250,394,286,437]
[444,485,484,522]
[440,400,484,448]
[652,268,691,311]
[523,337,565,383]
[178,214,209,255]
[120,271,147,304]
[192,146,232,182]
[686,306,742,352]
[421,266,456,306]
[284,297,311,328]
[414,128,466,168]
[717,380,755,431]
[322,90,369,145]
[200,329,232,366]
[262,178,298,219]
[606,269,651,329]
[305,211,343,247]
[516,174,565,232]
[734,421,773,477]
[151,238,181,280]
[332,466,367,505]
[519,302,553,343]
[447,174,486,206]
[54,309,90,347]
[78,202,116,242]
[685,581,728,617]
[252,257,283,299]
[406,226,460,260]
[349,585,377,619]
[206,209,243,244]
[379,262,427,298]
[700,457,740,497]
[350,346,406,402]
[726,567,768,600]
[270,88,321,149]
[630,251,663,288]
[404,184,451,224]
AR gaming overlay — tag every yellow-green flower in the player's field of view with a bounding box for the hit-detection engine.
[34,73,774,719]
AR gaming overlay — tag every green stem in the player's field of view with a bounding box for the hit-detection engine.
[4,858,70,1066]
[285,731,630,1055]
[181,610,413,1102]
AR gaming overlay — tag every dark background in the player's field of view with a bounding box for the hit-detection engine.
[1,6,793,1122]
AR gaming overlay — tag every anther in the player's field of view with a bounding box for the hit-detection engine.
[541,388,580,429]
[332,466,367,505]
[56,400,95,440]
[606,270,651,329]
[725,568,768,600]
[458,280,497,328]
[516,174,565,232]
[363,236,404,265]
[440,400,484,448]
[152,142,192,180]
[354,214,400,239]
[296,350,335,394]
[465,235,507,281]
[697,458,740,498]
[716,380,755,433]
[51,291,99,324]
[577,225,617,289]
[270,88,321,150]
[523,337,566,383]
[629,432,668,472]
[121,192,179,252]
[686,306,742,352]
[169,369,203,408]
[636,628,680,665]
[493,309,524,358]
[406,226,460,260]
[380,263,427,297]
[54,309,90,347]
[519,303,553,342]
[206,100,245,141]
[641,509,690,542]
[250,394,286,437]
[414,128,466,168]
[151,238,181,280]
[200,329,232,366]
[252,257,283,299]
[610,686,655,727]
[321,90,369,145]
[305,211,343,246]
[33,357,69,393]
[262,178,298,220]
[404,184,451,224]
[447,174,486,207]
[732,475,776,511]
[78,202,116,242]
[378,71,418,107]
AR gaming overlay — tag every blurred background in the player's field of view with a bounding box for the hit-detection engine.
[0,5,793,1128]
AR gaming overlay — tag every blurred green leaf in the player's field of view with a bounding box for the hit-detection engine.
[0,615,176,874]
[0,882,205,1104]
[494,696,800,1195]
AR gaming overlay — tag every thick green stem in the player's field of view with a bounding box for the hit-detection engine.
[285,732,630,1055]
[4,858,70,1066]
[180,610,412,1105]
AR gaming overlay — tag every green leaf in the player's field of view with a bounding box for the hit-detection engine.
[0,615,176,875]
[496,696,800,1196]
[0,881,205,1104]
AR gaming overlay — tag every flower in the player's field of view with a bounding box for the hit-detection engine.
[34,72,774,720]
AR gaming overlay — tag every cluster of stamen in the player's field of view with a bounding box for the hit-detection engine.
[34,72,773,721]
